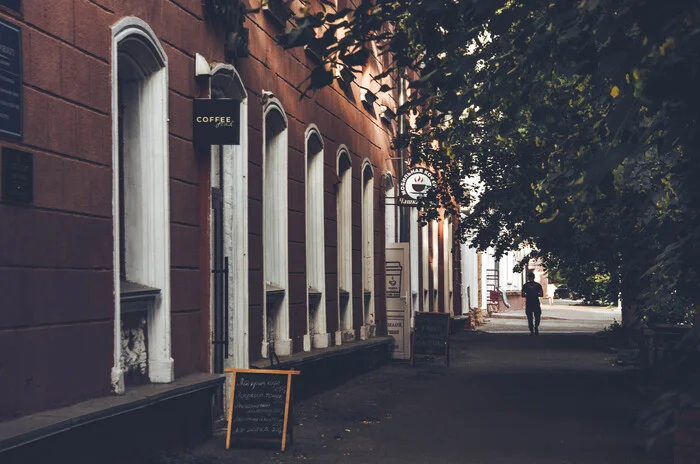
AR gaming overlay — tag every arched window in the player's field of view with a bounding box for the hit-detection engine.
[111,18,172,393]
[361,160,375,339]
[336,148,354,343]
[305,126,328,349]
[263,99,291,357]
[385,182,396,244]
[209,64,249,370]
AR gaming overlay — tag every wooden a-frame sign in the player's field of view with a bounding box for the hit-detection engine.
[411,311,451,367]
[225,368,300,452]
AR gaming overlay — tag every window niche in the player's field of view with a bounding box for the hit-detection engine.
[421,221,430,312]
[111,18,172,393]
[432,219,439,312]
[210,63,250,370]
[361,161,375,340]
[263,101,292,358]
[336,148,354,344]
[305,127,329,350]
[443,219,453,315]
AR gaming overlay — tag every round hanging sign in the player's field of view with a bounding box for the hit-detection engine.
[398,167,436,207]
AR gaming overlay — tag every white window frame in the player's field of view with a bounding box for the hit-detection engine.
[336,147,354,344]
[409,208,420,322]
[304,125,329,350]
[111,17,172,393]
[443,219,453,315]
[209,64,249,369]
[262,98,291,357]
[361,159,375,339]
[432,220,439,311]
[421,222,430,312]
[385,183,396,245]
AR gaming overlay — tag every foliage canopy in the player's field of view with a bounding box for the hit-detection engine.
[280,0,700,323]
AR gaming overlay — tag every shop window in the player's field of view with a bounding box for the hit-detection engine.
[305,126,328,349]
[336,148,354,343]
[111,18,172,392]
[361,161,375,339]
[263,100,291,357]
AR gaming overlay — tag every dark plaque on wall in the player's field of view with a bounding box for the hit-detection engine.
[193,98,241,146]
[1,0,22,12]
[2,147,32,203]
[0,18,22,139]
[411,311,450,366]
[225,368,300,451]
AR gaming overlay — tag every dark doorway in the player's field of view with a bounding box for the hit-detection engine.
[211,146,228,413]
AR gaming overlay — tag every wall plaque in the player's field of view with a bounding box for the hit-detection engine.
[0,18,21,139]
[398,167,436,207]
[193,98,241,146]
[1,0,21,12]
[2,147,32,203]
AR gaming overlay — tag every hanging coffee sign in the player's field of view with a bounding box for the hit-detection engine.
[0,18,22,139]
[398,167,436,207]
[193,98,241,146]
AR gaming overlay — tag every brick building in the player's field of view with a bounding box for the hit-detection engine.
[0,0,405,460]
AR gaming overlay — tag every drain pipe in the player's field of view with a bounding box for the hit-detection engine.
[398,73,410,243]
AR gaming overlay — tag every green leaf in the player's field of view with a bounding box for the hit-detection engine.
[340,48,370,67]
[408,69,438,89]
[308,67,335,91]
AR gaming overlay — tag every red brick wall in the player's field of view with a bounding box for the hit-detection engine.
[1,0,396,419]
[0,0,221,420]
[241,5,393,360]
[0,3,114,420]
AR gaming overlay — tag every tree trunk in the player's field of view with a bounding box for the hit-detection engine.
[619,256,649,362]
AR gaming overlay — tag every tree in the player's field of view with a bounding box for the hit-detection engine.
[279,0,700,328]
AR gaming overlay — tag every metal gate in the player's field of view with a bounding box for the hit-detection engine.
[211,161,229,417]
[211,187,229,374]
[486,265,499,304]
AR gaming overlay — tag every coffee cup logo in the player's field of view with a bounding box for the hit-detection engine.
[398,167,435,206]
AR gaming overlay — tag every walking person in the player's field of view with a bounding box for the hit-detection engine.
[522,271,544,335]
[547,283,556,307]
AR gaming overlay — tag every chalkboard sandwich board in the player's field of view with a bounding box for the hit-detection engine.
[225,368,300,451]
[411,311,451,367]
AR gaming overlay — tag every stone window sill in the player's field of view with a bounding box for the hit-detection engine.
[120,280,160,313]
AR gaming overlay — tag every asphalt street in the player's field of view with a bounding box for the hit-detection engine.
[149,305,671,464]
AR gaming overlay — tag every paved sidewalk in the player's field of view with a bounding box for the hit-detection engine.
[150,316,670,464]
[488,302,621,333]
